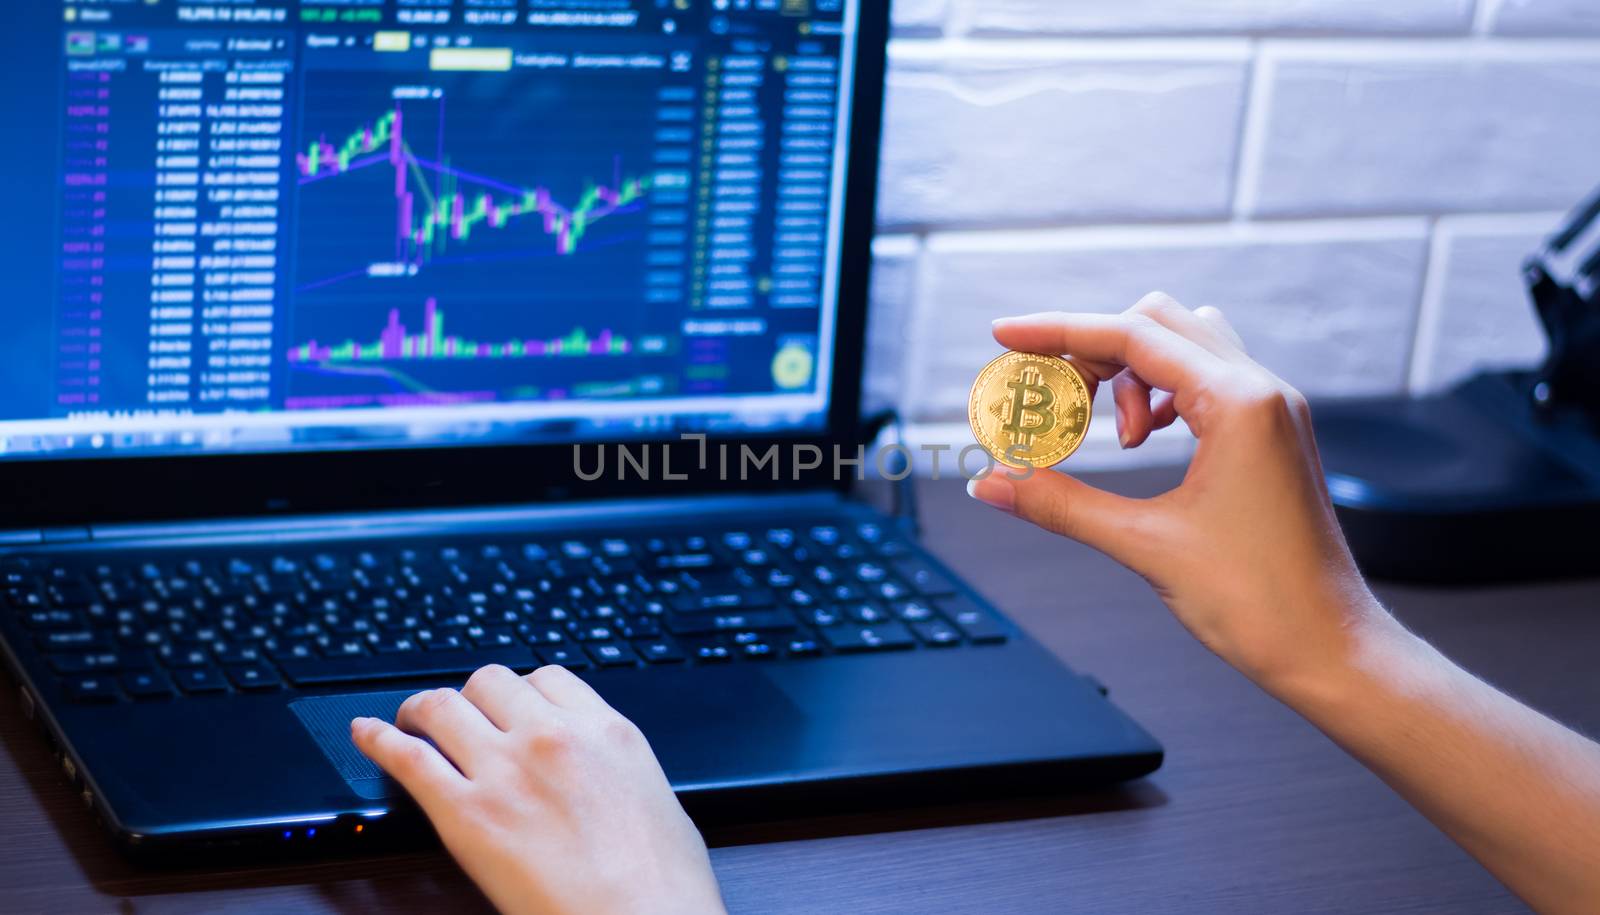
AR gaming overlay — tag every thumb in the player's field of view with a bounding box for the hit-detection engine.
[968,470,1156,572]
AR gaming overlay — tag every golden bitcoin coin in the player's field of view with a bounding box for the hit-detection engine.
[968,351,1093,469]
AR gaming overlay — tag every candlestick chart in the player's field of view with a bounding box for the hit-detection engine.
[285,65,687,409]
[295,102,652,265]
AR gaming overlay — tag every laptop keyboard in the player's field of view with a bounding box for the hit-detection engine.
[2,520,1009,703]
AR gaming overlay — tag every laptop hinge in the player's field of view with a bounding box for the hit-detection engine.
[41,527,93,544]
[0,529,46,547]
[81,492,848,547]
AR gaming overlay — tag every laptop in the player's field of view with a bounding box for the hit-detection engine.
[0,0,1161,860]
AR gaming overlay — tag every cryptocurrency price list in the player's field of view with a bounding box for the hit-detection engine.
[58,31,294,413]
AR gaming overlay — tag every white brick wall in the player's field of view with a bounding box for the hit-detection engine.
[862,236,920,415]
[890,0,947,33]
[1484,0,1600,36]
[866,3,1600,470]
[1408,215,1555,392]
[1244,44,1600,218]
[951,0,1475,37]
[913,221,1430,418]
[878,42,1250,228]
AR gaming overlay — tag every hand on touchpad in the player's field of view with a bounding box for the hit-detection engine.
[289,690,415,799]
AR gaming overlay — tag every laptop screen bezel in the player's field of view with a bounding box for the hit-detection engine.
[0,2,890,530]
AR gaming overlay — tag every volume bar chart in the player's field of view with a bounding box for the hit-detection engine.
[289,298,633,363]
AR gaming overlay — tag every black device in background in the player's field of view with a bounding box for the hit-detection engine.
[0,0,1161,863]
[1314,187,1600,583]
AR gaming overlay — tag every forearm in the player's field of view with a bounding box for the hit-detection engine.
[1274,607,1600,914]
[980,302,1600,909]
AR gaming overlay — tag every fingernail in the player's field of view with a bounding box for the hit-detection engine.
[992,317,1017,329]
[1119,426,1132,449]
[967,476,1017,513]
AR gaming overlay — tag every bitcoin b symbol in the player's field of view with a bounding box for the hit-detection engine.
[1001,368,1057,446]
[970,352,1093,469]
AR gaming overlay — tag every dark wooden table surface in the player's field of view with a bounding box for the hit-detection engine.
[5,469,1592,913]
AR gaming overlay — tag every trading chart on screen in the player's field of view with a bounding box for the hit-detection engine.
[1,0,856,458]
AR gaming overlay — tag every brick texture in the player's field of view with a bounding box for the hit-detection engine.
[862,237,920,415]
[878,47,1249,228]
[1410,218,1553,392]
[953,0,1474,37]
[907,223,1429,420]
[1486,0,1600,36]
[1245,48,1600,218]
[866,17,1600,469]
[891,0,948,33]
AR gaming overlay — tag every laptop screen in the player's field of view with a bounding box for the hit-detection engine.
[0,0,859,463]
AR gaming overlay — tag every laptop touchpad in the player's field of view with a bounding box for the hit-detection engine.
[289,668,808,800]
[290,691,412,799]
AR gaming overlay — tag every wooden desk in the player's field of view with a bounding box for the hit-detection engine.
[5,470,1589,913]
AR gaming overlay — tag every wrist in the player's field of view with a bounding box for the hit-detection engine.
[608,856,724,915]
[1256,589,1419,715]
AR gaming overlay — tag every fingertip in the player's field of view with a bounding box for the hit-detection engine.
[992,311,1052,325]
[1193,304,1247,353]
[529,662,576,683]
[996,468,1157,571]
[990,312,1058,345]
[968,474,1017,513]
[1111,371,1155,448]
[351,716,387,741]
